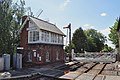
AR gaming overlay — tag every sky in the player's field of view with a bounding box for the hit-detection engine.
[14,0,120,48]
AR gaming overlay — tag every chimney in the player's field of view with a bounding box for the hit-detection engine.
[22,15,28,24]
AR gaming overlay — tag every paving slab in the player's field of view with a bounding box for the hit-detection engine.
[59,72,82,80]
[87,70,101,75]
[104,64,115,70]
[75,63,95,73]
[83,63,96,69]
[76,67,88,73]
[75,73,96,80]
[92,64,105,70]
[101,70,117,76]
[105,75,120,80]
[94,75,105,80]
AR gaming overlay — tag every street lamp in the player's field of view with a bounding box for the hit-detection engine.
[63,23,72,62]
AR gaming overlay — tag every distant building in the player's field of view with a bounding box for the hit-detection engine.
[20,16,65,66]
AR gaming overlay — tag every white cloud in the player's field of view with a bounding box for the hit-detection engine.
[106,40,115,48]
[100,12,107,16]
[83,24,95,30]
[59,0,71,11]
[100,27,110,37]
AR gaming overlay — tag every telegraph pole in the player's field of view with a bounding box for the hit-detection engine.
[64,23,72,62]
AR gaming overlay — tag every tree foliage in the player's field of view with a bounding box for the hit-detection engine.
[84,29,106,52]
[109,18,119,48]
[0,0,13,54]
[72,27,87,53]
[102,44,113,52]
[65,43,75,53]
[65,28,106,53]
[0,0,25,54]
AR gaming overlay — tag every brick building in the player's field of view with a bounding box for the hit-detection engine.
[20,16,65,66]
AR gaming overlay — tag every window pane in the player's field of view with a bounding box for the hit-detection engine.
[45,31,46,41]
[33,31,36,41]
[29,31,39,42]
[41,31,44,41]
[30,32,32,41]
[47,32,49,42]
[36,31,39,41]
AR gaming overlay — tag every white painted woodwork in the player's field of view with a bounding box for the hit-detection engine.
[27,21,64,45]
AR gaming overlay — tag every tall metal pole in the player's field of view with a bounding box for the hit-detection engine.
[69,24,72,62]
[63,23,72,62]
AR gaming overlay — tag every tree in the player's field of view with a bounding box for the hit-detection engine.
[0,0,13,54]
[109,18,119,48]
[102,44,113,52]
[84,29,106,52]
[65,43,75,53]
[72,27,87,53]
[0,0,25,54]
[11,0,25,53]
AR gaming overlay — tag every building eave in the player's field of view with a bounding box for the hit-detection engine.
[20,16,30,33]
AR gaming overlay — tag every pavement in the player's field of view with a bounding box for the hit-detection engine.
[0,62,65,79]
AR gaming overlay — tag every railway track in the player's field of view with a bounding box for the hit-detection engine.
[59,62,120,80]
[59,62,97,79]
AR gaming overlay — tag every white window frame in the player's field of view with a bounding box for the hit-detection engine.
[46,31,49,42]
[29,30,39,42]
[41,30,49,42]
[41,30,44,41]
[51,33,53,42]
[33,51,36,57]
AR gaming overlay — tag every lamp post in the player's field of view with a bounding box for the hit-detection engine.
[63,23,72,62]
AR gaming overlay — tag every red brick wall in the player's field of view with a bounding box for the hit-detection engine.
[20,16,29,50]
[25,44,64,64]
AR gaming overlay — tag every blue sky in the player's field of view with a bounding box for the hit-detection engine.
[14,0,120,48]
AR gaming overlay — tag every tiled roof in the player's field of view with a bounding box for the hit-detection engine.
[30,17,65,36]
